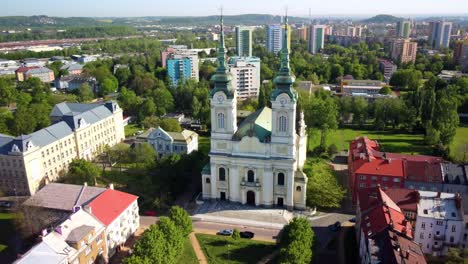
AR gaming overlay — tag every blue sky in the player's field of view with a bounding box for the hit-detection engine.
[2,0,468,17]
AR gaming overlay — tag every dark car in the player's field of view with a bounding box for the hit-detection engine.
[349,217,356,223]
[240,231,255,239]
[328,221,341,232]
[0,201,12,208]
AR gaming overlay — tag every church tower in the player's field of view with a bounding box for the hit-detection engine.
[210,13,237,142]
[270,15,297,149]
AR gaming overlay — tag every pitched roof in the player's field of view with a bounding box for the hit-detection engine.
[15,66,39,73]
[87,189,138,226]
[404,160,443,183]
[23,183,106,211]
[384,188,419,212]
[14,233,75,264]
[26,67,53,75]
[369,230,426,264]
[55,210,104,244]
[50,102,115,130]
[442,163,467,184]
[65,225,94,243]
[354,158,404,177]
[232,107,272,143]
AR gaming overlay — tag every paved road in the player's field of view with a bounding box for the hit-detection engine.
[193,220,280,242]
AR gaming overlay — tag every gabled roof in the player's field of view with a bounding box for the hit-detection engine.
[404,160,443,183]
[442,163,467,185]
[354,158,404,177]
[66,225,94,243]
[14,233,76,264]
[369,230,426,264]
[23,183,106,211]
[87,189,138,226]
[384,188,419,212]
[232,107,272,143]
[55,210,104,244]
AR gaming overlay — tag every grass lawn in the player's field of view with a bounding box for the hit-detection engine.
[124,124,142,137]
[196,234,276,264]
[308,128,431,155]
[449,127,468,162]
[199,135,211,155]
[0,213,16,220]
[177,237,198,264]
[0,244,6,252]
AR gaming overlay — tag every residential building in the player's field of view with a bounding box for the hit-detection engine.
[454,40,468,72]
[235,26,253,57]
[22,183,107,235]
[340,79,386,95]
[86,188,139,257]
[347,26,362,37]
[379,59,397,83]
[55,75,98,92]
[429,21,452,49]
[146,127,198,158]
[209,32,219,41]
[266,24,291,54]
[328,35,361,47]
[308,25,326,54]
[296,81,313,95]
[0,101,124,195]
[229,56,261,85]
[166,57,192,86]
[391,38,418,64]
[60,63,83,75]
[437,70,468,81]
[397,19,412,38]
[441,163,468,195]
[296,26,308,41]
[323,25,333,36]
[162,46,199,86]
[356,186,426,264]
[348,136,443,202]
[229,59,260,100]
[15,66,54,82]
[112,64,129,74]
[202,17,308,210]
[385,188,420,227]
[77,55,97,64]
[414,191,463,256]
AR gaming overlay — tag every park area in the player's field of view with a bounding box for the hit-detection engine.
[196,234,277,264]
[308,126,468,162]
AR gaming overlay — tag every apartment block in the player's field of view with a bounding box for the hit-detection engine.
[15,66,54,82]
[235,26,253,57]
[266,24,291,54]
[162,46,199,86]
[391,39,418,64]
[0,101,125,196]
[229,59,261,100]
[347,26,362,37]
[296,26,308,41]
[397,19,412,38]
[308,25,326,54]
[379,59,397,83]
[454,40,468,72]
[429,21,452,49]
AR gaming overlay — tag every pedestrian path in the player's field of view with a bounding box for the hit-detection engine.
[189,232,208,264]
[192,214,285,230]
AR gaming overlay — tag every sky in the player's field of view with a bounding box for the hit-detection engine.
[2,0,468,17]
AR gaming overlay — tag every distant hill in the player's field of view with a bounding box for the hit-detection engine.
[158,14,308,25]
[362,14,402,24]
[0,15,110,29]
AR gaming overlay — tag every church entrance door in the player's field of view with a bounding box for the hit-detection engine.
[277,197,284,207]
[220,192,226,201]
[247,191,255,205]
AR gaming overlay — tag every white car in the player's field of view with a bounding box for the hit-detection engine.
[217,229,233,236]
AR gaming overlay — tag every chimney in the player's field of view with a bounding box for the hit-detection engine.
[405,250,410,259]
[455,193,462,209]
[108,183,114,190]
[55,226,62,235]
[436,191,441,198]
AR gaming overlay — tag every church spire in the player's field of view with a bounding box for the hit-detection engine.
[210,8,234,99]
[271,10,296,102]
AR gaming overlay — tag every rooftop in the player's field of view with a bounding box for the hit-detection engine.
[55,210,104,245]
[87,189,138,226]
[14,232,76,264]
[23,183,106,211]
[232,107,272,143]
[417,191,462,220]
[369,230,426,264]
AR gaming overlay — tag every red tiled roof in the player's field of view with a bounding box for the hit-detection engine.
[15,66,39,73]
[355,158,405,177]
[87,189,138,226]
[404,160,443,183]
[372,230,426,264]
[359,187,413,239]
[384,188,419,212]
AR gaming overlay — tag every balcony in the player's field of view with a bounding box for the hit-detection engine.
[240,177,261,188]
[434,234,445,240]
[444,241,459,247]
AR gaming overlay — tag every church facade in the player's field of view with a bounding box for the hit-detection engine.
[201,16,308,210]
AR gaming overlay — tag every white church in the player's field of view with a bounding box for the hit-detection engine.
[201,16,308,210]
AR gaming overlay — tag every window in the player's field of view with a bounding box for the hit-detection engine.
[277,173,285,186]
[217,113,225,129]
[371,176,377,181]
[436,220,443,225]
[450,236,454,243]
[420,233,424,239]
[247,170,255,183]
[421,222,426,230]
[278,114,287,133]
[359,183,366,188]
[393,178,401,183]
[452,225,456,232]
[382,177,388,181]
[359,175,366,180]
[296,186,302,192]
[219,167,226,181]
[429,233,431,238]
[206,178,211,184]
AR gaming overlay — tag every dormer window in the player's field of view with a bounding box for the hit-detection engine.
[11,144,20,153]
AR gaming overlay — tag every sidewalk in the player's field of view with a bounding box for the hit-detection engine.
[189,232,208,264]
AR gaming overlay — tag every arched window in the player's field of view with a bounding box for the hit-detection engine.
[277,173,285,186]
[217,113,225,129]
[247,170,255,182]
[278,114,287,133]
[206,177,211,184]
[219,167,226,181]
[296,186,302,192]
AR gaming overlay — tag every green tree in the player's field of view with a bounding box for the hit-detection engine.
[379,86,392,95]
[48,61,63,77]
[158,118,182,132]
[75,83,94,102]
[352,97,368,127]
[446,248,464,264]
[232,229,241,240]
[138,98,157,122]
[0,78,16,107]
[152,88,174,116]
[306,161,345,208]
[303,94,338,150]
[100,77,118,96]
[63,159,101,185]
[12,105,37,135]
[0,108,14,135]
[130,142,156,165]
[433,95,459,146]
[29,102,52,130]
[279,217,315,264]
[118,87,142,116]
[169,206,192,237]
[420,77,436,128]
[142,116,159,129]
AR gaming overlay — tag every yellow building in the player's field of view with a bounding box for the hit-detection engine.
[0,101,125,195]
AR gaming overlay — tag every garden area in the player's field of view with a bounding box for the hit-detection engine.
[0,212,17,262]
[177,237,198,264]
[196,234,277,264]
[450,127,468,163]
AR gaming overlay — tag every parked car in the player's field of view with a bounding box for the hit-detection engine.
[0,201,12,208]
[349,217,356,223]
[328,221,341,232]
[217,229,233,236]
[240,231,255,239]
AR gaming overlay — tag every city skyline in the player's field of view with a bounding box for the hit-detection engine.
[2,0,468,17]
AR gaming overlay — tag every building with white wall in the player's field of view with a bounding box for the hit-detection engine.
[146,127,198,158]
[229,59,260,100]
[202,17,307,210]
[414,191,463,256]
